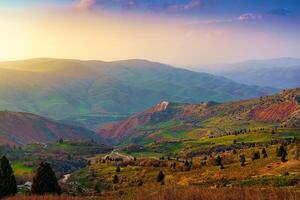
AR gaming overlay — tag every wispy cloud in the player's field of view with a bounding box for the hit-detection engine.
[166,0,204,12]
[74,0,97,10]
[237,13,263,21]
[72,0,205,13]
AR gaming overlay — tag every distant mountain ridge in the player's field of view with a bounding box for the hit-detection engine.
[0,58,275,129]
[98,88,300,144]
[197,58,300,89]
[0,111,102,145]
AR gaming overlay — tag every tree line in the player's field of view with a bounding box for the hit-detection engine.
[0,156,61,198]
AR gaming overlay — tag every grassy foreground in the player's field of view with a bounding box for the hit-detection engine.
[5,187,299,200]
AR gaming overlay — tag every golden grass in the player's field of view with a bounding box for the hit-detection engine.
[128,187,300,200]
[4,187,299,200]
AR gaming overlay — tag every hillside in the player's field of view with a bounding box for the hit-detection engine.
[98,88,300,144]
[204,58,300,89]
[0,58,275,129]
[0,111,101,145]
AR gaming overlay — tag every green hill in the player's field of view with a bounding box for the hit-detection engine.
[0,58,276,129]
[98,88,300,147]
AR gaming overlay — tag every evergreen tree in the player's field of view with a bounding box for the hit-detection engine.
[116,166,121,173]
[277,145,286,157]
[251,151,260,161]
[240,154,246,166]
[156,171,165,183]
[113,174,118,184]
[58,138,64,144]
[184,160,190,167]
[232,149,237,154]
[215,155,222,166]
[0,156,17,198]
[281,150,288,162]
[31,162,61,195]
[262,148,268,158]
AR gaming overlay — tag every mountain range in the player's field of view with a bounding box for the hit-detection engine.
[98,88,300,145]
[194,58,300,89]
[0,58,275,129]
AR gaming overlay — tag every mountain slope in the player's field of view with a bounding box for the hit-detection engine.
[205,58,300,89]
[0,111,102,145]
[0,58,276,129]
[98,88,300,144]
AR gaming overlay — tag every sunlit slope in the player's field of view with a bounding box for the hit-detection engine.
[98,88,300,144]
[0,58,276,128]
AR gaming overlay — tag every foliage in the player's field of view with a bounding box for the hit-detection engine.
[156,171,165,183]
[0,156,17,198]
[31,162,61,195]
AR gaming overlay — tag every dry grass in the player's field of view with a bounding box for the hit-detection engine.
[129,187,299,200]
[5,195,83,200]
[4,187,299,200]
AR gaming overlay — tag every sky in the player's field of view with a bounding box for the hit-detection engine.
[0,0,300,66]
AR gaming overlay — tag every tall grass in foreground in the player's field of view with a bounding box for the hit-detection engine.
[4,187,299,200]
[129,187,299,200]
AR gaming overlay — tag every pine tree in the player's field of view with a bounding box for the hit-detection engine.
[262,148,268,158]
[0,156,17,198]
[184,160,190,167]
[277,145,286,157]
[281,150,288,162]
[156,171,165,183]
[113,174,118,184]
[251,151,260,161]
[215,156,222,166]
[240,154,246,166]
[31,162,61,195]
[116,166,121,173]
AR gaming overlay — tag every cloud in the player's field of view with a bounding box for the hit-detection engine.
[238,13,263,21]
[167,0,204,12]
[74,0,97,10]
[72,0,204,13]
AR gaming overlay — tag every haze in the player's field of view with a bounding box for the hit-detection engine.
[0,0,300,66]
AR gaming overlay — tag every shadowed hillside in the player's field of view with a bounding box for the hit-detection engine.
[0,58,276,129]
[0,111,102,145]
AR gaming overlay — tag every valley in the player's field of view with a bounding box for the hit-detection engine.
[0,58,276,129]
[1,88,299,199]
[1,1,300,199]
